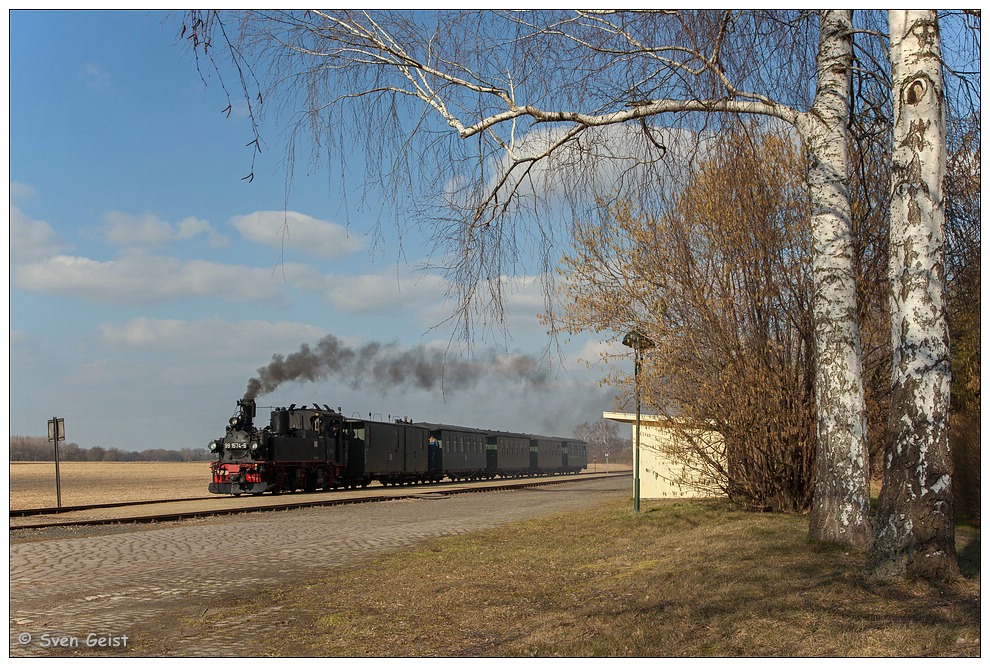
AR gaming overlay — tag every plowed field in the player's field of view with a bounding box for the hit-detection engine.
[9,462,211,510]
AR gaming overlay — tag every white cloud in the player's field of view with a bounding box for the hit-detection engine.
[100,317,325,358]
[10,209,439,311]
[11,253,301,304]
[10,182,37,203]
[443,123,709,222]
[100,211,173,246]
[99,211,227,248]
[231,210,364,260]
[10,205,72,262]
[177,216,228,247]
[323,270,447,315]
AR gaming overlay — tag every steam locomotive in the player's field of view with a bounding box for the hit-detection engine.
[208,399,587,495]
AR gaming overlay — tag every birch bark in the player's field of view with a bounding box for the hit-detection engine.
[798,10,873,547]
[867,10,957,580]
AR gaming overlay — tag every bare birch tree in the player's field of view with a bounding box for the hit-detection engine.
[180,10,874,545]
[867,10,957,581]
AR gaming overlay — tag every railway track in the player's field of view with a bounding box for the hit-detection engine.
[9,495,216,518]
[10,471,629,530]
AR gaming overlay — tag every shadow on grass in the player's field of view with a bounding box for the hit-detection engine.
[957,532,980,579]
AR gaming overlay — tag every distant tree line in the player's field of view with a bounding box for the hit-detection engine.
[573,421,633,465]
[9,436,212,462]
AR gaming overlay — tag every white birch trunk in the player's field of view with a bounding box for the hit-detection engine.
[798,10,873,547]
[867,10,957,580]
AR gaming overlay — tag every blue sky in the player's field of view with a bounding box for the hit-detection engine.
[8,10,627,452]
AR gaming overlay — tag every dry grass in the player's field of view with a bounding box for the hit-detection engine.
[8,462,211,509]
[205,498,980,657]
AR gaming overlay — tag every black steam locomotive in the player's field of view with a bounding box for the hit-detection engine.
[208,399,587,495]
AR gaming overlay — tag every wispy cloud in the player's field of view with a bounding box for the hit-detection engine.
[12,249,457,319]
[11,253,298,304]
[322,270,447,315]
[10,205,72,262]
[99,211,228,248]
[10,181,37,203]
[99,317,326,358]
[80,61,111,90]
[100,211,173,246]
[231,210,364,260]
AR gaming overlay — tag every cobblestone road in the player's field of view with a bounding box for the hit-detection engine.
[9,475,628,657]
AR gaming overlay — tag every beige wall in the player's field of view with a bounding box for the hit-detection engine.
[605,412,725,500]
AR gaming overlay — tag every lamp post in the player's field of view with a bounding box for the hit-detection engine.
[623,329,654,513]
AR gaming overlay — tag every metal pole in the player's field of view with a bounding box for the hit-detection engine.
[49,417,62,509]
[622,329,653,515]
[54,435,62,509]
[634,351,641,513]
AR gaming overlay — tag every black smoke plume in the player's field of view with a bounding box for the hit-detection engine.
[244,334,550,400]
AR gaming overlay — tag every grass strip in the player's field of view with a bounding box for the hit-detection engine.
[192,498,981,657]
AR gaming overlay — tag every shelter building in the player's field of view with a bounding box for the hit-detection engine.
[603,412,725,500]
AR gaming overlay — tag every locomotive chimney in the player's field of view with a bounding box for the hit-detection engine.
[237,398,256,429]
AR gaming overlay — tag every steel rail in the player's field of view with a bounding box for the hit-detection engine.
[11,472,629,530]
[9,496,217,518]
[9,470,615,518]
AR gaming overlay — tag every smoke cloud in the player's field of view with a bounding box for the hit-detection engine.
[244,334,550,400]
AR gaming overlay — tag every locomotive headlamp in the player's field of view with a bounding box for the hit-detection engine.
[250,442,259,451]
[209,442,217,452]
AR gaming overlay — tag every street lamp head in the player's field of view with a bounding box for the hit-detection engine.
[622,329,655,352]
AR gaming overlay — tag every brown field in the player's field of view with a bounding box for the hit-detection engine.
[8,462,625,511]
[8,461,212,510]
